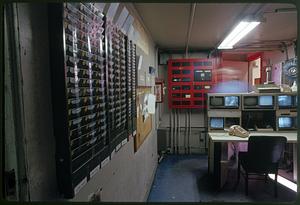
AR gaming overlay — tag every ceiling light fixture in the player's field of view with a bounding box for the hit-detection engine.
[218,18,261,49]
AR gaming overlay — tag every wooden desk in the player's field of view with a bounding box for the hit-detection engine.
[208,131,297,189]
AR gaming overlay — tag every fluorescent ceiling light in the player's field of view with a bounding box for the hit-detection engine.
[268,174,297,192]
[218,21,260,49]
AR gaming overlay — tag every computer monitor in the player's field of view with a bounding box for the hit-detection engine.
[210,97,224,106]
[278,95,292,107]
[278,117,293,128]
[225,96,239,107]
[210,118,224,129]
[244,96,257,106]
[259,96,273,106]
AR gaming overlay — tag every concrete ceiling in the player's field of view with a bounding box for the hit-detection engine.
[134,3,297,51]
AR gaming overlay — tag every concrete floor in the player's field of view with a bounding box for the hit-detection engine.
[147,154,297,202]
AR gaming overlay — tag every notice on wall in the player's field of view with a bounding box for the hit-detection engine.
[135,87,152,152]
[147,94,156,114]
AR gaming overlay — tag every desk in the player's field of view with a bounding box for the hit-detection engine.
[208,132,297,189]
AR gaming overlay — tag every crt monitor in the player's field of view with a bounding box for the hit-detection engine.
[210,118,224,129]
[244,96,257,106]
[225,96,239,107]
[210,96,224,106]
[278,117,293,128]
[278,95,292,107]
[258,96,273,106]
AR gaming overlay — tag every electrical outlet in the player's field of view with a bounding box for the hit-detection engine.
[88,193,96,202]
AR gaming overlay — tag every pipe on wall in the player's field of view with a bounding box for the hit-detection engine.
[173,109,176,153]
[189,109,192,154]
[169,110,172,152]
[176,109,178,153]
[184,109,187,154]
[173,109,176,154]
[281,42,289,60]
[188,110,190,154]
[185,3,197,58]
[177,109,180,154]
[170,110,173,153]
[182,3,196,154]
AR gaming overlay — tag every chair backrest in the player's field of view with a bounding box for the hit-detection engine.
[248,136,287,167]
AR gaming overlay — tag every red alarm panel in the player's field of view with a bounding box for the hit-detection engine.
[168,58,216,109]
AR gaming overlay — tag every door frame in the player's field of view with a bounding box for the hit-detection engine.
[247,52,263,88]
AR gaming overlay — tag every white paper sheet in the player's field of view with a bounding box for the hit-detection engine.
[147,94,156,114]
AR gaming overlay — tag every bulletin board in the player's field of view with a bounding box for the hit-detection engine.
[134,86,153,152]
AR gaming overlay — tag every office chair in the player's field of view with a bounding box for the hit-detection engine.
[237,136,287,197]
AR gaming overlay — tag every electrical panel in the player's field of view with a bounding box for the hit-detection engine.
[168,59,216,109]
[48,3,137,198]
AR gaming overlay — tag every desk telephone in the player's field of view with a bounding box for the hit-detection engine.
[228,125,249,138]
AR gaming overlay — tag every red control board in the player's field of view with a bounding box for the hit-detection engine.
[168,58,216,109]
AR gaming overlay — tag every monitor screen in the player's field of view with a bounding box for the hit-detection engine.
[278,95,292,107]
[278,117,293,128]
[210,97,224,106]
[210,118,224,129]
[225,96,239,107]
[259,96,273,106]
[244,96,257,106]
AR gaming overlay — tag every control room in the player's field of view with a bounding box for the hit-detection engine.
[3,1,299,203]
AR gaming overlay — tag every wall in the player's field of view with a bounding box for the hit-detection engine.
[4,10,19,200]
[17,4,58,200]
[263,46,296,85]
[15,3,157,202]
[220,60,248,82]
[264,46,295,66]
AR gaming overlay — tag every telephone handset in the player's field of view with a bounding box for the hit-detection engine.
[228,125,249,138]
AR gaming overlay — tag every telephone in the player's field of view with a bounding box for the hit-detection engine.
[228,125,249,138]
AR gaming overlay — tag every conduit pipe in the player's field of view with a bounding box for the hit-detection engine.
[184,3,196,154]
[173,109,176,154]
[169,110,172,152]
[185,3,197,58]
[173,109,176,153]
[189,109,192,154]
[184,109,187,154]
[177,109,180,153]
[176,109,179,153]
